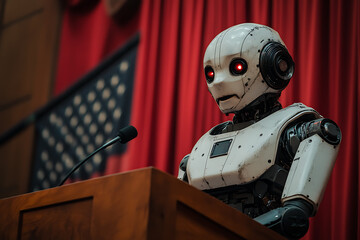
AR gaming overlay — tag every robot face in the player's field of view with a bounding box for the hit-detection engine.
[203,23,294,114]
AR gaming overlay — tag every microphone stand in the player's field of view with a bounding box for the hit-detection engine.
[58,136,120,186]
[58,125,137,186]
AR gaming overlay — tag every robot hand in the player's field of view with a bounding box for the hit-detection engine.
[254,199,313,239]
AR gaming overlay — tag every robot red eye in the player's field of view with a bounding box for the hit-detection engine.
[207,70,214,78]
[235,63,243,71]
[230,58,247,75]
[205,66,215,83]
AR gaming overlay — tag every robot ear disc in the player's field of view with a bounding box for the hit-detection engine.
[260,42,295,90]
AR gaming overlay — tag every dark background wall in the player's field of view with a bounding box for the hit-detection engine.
[0,0,62,198]
[0,0,140,198]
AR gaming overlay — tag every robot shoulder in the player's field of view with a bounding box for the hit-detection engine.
[253,102,321,140]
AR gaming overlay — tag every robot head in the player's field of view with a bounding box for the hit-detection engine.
[203,23,294,114]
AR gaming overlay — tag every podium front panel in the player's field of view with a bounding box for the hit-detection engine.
[0,167,285,240]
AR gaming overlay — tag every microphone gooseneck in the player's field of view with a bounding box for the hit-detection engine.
[57,125,138,186]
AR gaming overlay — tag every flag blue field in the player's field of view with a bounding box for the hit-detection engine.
[31,36,138,191]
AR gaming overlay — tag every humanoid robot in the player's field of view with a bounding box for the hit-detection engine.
[178,23,341,239]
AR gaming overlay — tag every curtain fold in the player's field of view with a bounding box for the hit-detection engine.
[54,1,140,95]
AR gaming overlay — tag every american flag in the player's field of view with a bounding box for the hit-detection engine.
[30,36,138,191]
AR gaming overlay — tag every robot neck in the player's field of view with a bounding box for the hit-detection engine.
[233,93,282,123]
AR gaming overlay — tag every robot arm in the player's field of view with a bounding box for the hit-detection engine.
[255,118,341,239]
[177,154,189,182]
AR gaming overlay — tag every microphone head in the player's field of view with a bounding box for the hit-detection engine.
[118,126,138,143]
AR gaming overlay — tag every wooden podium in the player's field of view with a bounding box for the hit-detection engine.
[0,168,285,240]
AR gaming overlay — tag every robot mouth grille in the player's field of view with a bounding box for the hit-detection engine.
[217,94,238,104]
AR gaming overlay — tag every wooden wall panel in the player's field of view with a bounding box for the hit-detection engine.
[2,0,42,25]
[0,0,62,198]
[0,128,34,197]
[0,13,42,108]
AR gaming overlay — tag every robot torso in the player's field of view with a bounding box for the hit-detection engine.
[186,103,320,191]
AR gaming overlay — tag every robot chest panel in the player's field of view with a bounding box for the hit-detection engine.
[187,122,280,190]
[186,103,318,191]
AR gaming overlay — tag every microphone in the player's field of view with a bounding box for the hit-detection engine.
[118,125,138,143]
[58,125,138,186]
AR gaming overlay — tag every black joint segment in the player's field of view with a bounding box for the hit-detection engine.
[321,120,341,145]
[254,208,284,226]
[306,118,341,145]
[255,201,311,239]
[281,207,309,239]
[260,165,288,195]
[283,199,314,217]
[279,123,303,162]
[179,154,189,171]
[279,199,312,238]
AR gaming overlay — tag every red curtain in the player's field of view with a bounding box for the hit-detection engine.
[54,1,140,95]
[56,0,359,239]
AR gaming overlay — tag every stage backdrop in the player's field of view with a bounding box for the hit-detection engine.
[55,0,359,239]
